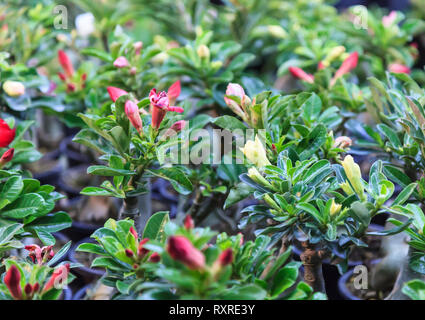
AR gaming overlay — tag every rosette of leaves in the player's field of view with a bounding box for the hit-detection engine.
[76,212,169,299]
[0,173,71,245]
[235,151,413,292]
[74,93,192,227]
[215,233,327,300]
[163,29,256,111]
[351,74,425,203]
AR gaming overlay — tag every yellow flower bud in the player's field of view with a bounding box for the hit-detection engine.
[324,46,346,65]
[330,199,342,217]
[240,135,271,168]
[197,44,210,60]
[264,194,280,211]
[267,25,287,38]
[247,167,272,188]
[3,80,25,97]
[340,181,354,196]
[341,155,365,200]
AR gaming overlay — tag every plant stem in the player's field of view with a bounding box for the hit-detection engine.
[119,196,141,231]
[300,241,326,294]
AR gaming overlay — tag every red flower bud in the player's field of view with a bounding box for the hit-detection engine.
[81,73,87,81]
[58,50,74,78]
[58,72,66,81]
[149,88,184,129]
[137,238,150,257]
[125,100,143,133]
[113,56,129,68]
[125,249,134,258]
[184,215,194,230]
[43,264,70,293]
[107,86,128,102]
[289,67,314,84]
[238,232,244,246]
[24,283,32,296]
[318,61,326,70]
[67,83,76,92]
[25,244,42,265]
[4,265,22,300]
[129,226,138,240]
[149,252,160,263]
[0,119,15,148]
[33,282,40,292]
[0,148,14,166]
[218,248,233,267]
[167,236,205,270]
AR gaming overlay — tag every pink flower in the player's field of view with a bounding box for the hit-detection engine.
[58,50,74,78]
[125,100,143,133]
[4,265,22,300]
[168,80,181,105]
[0,148,14,166]
[113,56,129,68]
[330,52,358,86]
[25,244,55,265]
[383,11,397,27]
[289,67,314,84]
[167,236,205,270]
[149,88,184,129]
[388,63,411,74]
[107,86,128,102]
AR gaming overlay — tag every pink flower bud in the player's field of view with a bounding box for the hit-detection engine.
[125,100,143,133]
[162,120,187,139]
[113,56,129,68]
[388,63,411,74]
[330,52,358,86]
[167,236,205,270]
[289,67,314,83]
[334,136,353,149]
[125,249,134,258]
[129,226,138,240]
[58,50,74,78]
[382,11,397,27]
[24,283,32,296]
[107,86,128,102]
[184,215,194,230]
[218,248,233,267]
[43,264,70,293]
[318,61,326,70]
[5,265,22,300]
[133,41,143,55]
[25,244,42,265]
[224,83,245,106]
[0,148,14,166]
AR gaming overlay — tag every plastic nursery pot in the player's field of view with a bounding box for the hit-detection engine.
[30,149,63,187]
[338,259,383,300]
[69,237,105,283]
[155,179,179,204]
[60,136,92,168]
[152,192,178,218]
[61,287,73,300]
[58,164,91,199]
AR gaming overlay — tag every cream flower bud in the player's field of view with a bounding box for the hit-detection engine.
[240,135,271,168]
[197,44,210,60]
[267,25,287,38]
[3,81,25,97]
[330,199,342,217]
[341,155,365,200]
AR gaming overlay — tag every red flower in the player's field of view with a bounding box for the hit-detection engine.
[4,265,22,300]
[58,50,74,78]
[149,88,184,129]
[217,248,233,267]
[388,63,411,74]
[0,119,15,148]
[25,244,55,265]
[167,236,205,270]
[184,215,194,230]
[289,67,314,84]
[107,86,128,102]
[330,52,358,86]
[0,148,14,166]
[125,100,143,133]
[43,264,70,293]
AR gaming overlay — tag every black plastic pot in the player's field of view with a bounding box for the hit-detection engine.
[60,136,92,168]
[32,149,63,187]
[338,259,382,300]
[62,287,73,300]
[64,220,101,242]
[69,237,105,283]
[72,284,92,300]
[58,165,90,199]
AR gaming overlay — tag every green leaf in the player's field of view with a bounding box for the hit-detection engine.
[271,263,299,297]
[393,183,417,206]
[87,166,135,177]
[143,211,169,242]
[1,193,45,218]
[212,116,247,130]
